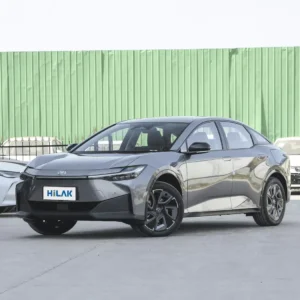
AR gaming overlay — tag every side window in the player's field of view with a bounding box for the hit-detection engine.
[248,129,270,144]
[187,122,222,150]
[220,122,253,149]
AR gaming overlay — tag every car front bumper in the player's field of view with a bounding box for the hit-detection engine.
[16,194,145,222]
[15,175,147,222]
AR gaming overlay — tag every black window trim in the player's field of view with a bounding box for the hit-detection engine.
[184,120,225,152]
[245,126,271,145]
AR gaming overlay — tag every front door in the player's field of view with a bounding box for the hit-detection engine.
[185,121,234,213]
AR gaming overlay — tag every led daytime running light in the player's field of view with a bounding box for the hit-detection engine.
[88,165,145,180]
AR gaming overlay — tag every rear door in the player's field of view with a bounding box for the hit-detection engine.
[217,121,263,209]
[185,121,234,213]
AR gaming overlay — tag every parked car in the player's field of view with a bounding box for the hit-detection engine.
[0,159,27,213]
[17,117,290,237]
[0,136,64,162]
[274,137,300,192]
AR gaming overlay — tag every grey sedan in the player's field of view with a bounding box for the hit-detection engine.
[16,117,290,237]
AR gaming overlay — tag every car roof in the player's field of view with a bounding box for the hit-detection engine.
[119,116,241,124]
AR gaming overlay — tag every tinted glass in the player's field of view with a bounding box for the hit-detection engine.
[221,122,253,149]
[75,122,189,153]
[249,129,270,144]
[187,122,222,150]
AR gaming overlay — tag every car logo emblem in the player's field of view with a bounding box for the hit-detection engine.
[57,171,67,175]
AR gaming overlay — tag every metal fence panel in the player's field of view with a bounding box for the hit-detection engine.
[0,48,299,144]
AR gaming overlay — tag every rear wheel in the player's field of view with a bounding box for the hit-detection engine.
[27,219,77,235]
[253,177,286,226]
[131,181,184,237]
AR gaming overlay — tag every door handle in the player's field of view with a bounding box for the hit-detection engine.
[223,157,232,161]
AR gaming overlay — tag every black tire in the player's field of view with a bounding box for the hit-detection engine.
[253,177,286,226]
[27,219,77,235]
[131,181,184,237]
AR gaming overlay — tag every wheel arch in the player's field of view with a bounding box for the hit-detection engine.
[263,170,288,200]
[146,169,187,209]
[156,173,182,195]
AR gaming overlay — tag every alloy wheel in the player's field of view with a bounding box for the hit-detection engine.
[145,189,179,232]
[266,183,284,221]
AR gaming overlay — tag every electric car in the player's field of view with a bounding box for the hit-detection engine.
[16,117,290,237]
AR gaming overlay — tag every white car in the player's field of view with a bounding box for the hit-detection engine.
[274,137,300,192]
[0,159,27,213]
[1,136,64,162]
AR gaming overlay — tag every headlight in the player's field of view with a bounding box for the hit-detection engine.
[88,165,146,181]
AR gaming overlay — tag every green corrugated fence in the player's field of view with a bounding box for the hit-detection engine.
[0,47,299,143]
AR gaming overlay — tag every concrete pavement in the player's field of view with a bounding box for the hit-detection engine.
[0,197,300,300]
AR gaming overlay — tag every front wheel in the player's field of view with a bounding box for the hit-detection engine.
[27,219,77,235]
[253,177,286,226]
[131,181,184,237]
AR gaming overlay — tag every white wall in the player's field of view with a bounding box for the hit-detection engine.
[0,0,299,52]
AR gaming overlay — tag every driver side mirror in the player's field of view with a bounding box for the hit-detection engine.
[66,143,78,152]
[186,142,211,154]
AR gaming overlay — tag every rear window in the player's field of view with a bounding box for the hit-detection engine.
[248,129,270,144]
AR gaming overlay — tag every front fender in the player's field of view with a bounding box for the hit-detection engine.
[146,165,188,209]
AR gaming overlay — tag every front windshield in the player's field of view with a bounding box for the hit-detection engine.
[275,140,300,155]
[74,122,189,153]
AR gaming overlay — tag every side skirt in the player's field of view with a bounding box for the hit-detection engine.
[183,208,260,218]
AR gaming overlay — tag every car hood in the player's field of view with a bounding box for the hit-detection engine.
[289,155,300,167]
[26,152,146,177]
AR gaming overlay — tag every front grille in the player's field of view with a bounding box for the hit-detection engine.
[28,178,100,202]
[29,201,98,212]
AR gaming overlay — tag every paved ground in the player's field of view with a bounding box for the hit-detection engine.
[1,197,300,300]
